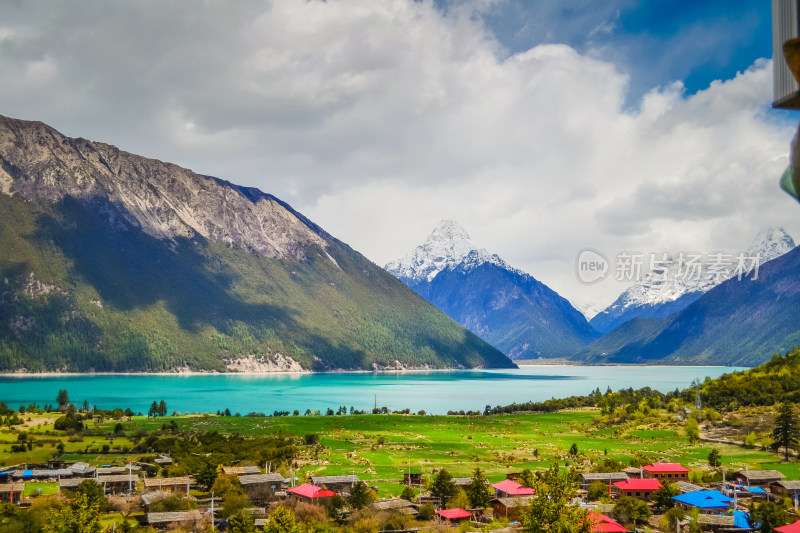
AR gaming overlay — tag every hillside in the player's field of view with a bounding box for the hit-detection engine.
[386,221,598,359]
[0,115,514,372]
[574,245,800,366]
[700,347,800,408]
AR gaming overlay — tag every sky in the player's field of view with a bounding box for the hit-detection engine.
[1,0,799,314]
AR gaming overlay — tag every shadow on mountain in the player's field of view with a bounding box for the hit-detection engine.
[34,196,298,334]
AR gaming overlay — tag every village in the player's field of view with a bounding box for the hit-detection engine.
[2,454,800,532]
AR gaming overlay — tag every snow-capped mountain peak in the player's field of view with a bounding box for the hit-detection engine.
[746,227,795,261]
[385,220,479,282]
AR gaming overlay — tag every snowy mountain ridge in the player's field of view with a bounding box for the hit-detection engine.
[589,227,795,333]
[385,220,522,282]
[617,227,795,308]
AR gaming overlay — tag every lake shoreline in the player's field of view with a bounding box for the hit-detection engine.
[0,362,744,377]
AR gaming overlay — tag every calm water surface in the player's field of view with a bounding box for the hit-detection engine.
[0,365,744,415]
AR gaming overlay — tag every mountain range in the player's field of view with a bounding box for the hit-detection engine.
[573,240,800,366]
[386,221,599,359]
[589,228,796,334]
[0,114,514,372]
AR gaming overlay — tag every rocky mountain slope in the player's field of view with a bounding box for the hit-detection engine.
[589,228,795,334]
[386,221,599,359]
[574,244,800,366]
[0,115,515,372]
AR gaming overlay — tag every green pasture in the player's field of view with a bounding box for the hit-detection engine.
[0,409,795,495]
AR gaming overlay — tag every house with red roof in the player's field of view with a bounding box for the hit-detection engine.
[437,508,472,522]
[612,478,662,501]
[491,479,535,497]
[287,482,337,503]
[641,463,690,482]
[588,511,629,533]
[776,519,800,533]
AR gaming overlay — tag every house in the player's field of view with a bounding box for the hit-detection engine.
[437,508,472,522]
[621,467,642,478]
[95,466,140,476]
[0,483,24,504]
[491,479,534,497]
[695,511,754,532]
[452,477,473,488]
[641,463,691,482]
[506,472,523,482]
[310,474,359,495]
[68,462,96,478]
[288,482,337,503]
[676,481,704,494]
[612,479,661,500]
[403,472,422,486]
[59,478,100,492]
[776,519,800,533]
[773,480,800,498]
[97,474,137,495]
[672,490,733,513]
[371,498,417,515]
[735,470,786,487]
[154,456,174,467]
[491,496,532,521]
[580,473,629,491]
[141,491,173,513]
[144,512,195,530]
[13,468,73,480]
[222,465,261,476]
[238,473,286,500]
[587,511,628,533]
[143,476,191,495]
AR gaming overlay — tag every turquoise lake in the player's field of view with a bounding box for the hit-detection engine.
[0,365,744,415]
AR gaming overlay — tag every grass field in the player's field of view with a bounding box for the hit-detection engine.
[0,408,792,496]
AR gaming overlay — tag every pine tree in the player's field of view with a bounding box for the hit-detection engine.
[430,468,457,508]
[346,481,374,509]
[158,400,167,417]
[56,389,70,408]
[467,467,490,509]
[773,401,799,460]
[148,401,159,418]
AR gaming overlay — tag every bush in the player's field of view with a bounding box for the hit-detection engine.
[417,503,435,520]
[587,481,608,501]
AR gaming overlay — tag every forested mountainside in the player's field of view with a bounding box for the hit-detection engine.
[0,115,514,372]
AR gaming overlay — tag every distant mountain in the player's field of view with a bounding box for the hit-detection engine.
[0,115,515,372]
[386,221,599,359]
[590,228,795,334]
[575,244,800,366]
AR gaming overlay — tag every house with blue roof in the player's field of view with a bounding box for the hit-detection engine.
[673,490,733,513]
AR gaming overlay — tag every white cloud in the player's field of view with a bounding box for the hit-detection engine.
[0,0,796,311]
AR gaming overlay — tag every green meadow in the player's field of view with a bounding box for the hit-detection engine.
[1,408,789,501]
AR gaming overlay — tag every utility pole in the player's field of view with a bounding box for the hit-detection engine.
[210,492,215,531]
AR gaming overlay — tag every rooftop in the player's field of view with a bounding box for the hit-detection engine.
[238,473,285,485]
[613,479,662,491]
[288,482,337,499]
[643,463,690,473]
[736,470,786,481]
[672,490,733,509]
[144,476,191,488]
[491,479,534,495]
[437,508,471,520]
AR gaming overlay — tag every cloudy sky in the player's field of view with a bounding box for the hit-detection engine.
[1,0,799,313]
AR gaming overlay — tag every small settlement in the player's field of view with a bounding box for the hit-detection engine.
[3,456,800,532]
